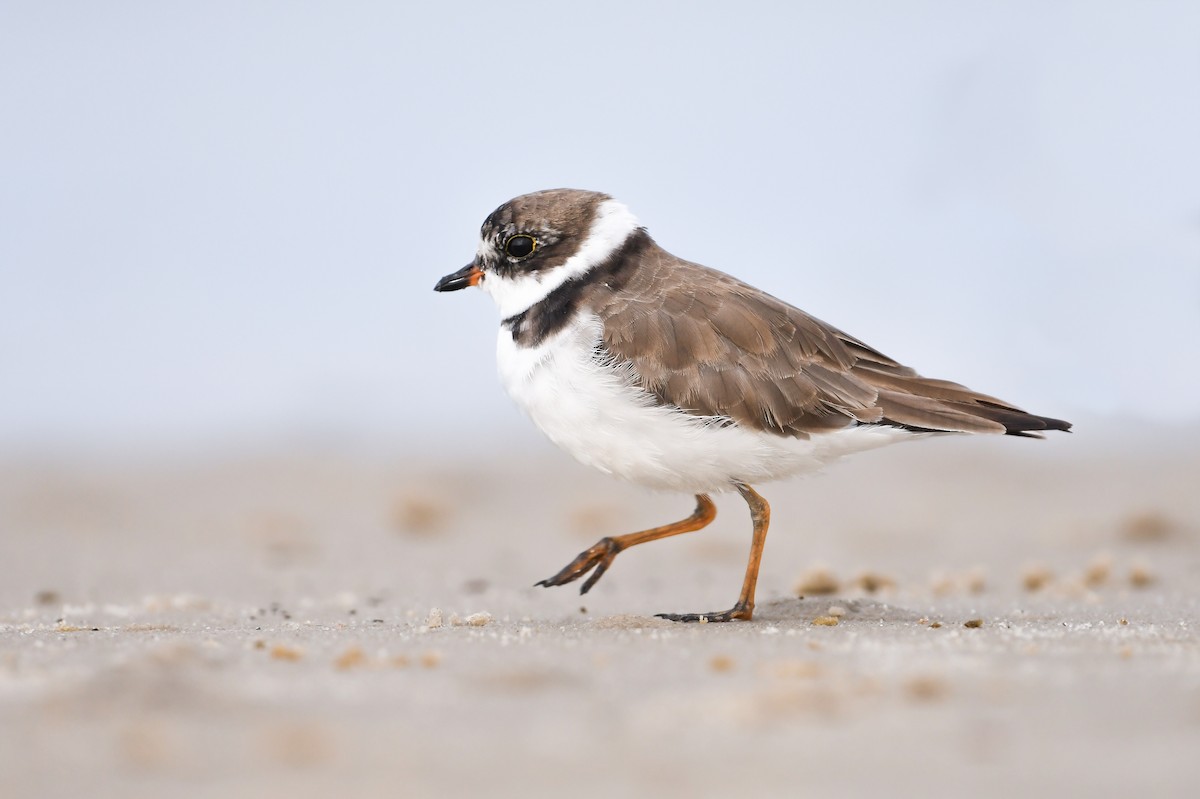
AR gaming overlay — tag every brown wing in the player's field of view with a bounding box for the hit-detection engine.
[598,251,1070,439]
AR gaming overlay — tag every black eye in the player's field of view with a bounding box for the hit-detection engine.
[505,235,536,259]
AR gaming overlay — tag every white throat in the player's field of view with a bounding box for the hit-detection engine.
[480,199,640,319]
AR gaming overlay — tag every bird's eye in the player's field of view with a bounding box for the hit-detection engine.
[504,235,536,259]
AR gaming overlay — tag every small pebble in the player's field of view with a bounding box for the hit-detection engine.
[1083,553,1113,588]
[854,571,896,594]
[393,497,448,535]
[334,646,367,670]
[1129,562,1156,588]
[963,567,987,594]
[709,655,735,673]
[1022,563,1055,592]
[1121,512,1172,542]
[794,565,839,596]
[905,675,948,701]
[35,590,61,606]
[270,644,304,661]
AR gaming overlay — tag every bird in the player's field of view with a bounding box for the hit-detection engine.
[434,189,1070,622]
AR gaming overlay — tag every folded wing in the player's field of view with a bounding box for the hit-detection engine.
[598,254,1071,439]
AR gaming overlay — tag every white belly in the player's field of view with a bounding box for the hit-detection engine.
[496,316,913,492]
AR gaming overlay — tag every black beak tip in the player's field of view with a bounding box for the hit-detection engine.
[433,276,466,292]
[434,263,479,293]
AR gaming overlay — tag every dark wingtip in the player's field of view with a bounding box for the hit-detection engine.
[964,400,1072,437]
[1003,414,1072,437]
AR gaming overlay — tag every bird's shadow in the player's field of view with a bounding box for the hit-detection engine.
[751,596,927,625]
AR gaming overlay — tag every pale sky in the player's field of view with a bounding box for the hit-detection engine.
[2,1,1198,453]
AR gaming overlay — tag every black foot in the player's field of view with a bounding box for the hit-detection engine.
[656,604,753,623]
[535,537,622,595]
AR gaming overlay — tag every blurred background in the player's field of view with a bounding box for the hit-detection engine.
[2,1,1198,458]
[3,6,1200,799]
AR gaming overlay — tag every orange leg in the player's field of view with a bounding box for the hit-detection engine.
[536,494,717,595]
[657,482,770,623]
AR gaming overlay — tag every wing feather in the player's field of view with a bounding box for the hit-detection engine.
[596,252,1070,438]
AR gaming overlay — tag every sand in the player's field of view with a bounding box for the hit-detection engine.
[1,426,1198,797]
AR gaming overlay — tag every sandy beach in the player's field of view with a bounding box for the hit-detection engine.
[5,2,1199,796]
[1,424,1197,797]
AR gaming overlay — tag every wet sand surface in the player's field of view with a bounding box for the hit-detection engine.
[2,427,1198,797]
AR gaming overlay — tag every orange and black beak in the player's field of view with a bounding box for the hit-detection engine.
[433,262,482,292]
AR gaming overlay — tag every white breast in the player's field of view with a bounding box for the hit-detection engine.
[496,315,914,493]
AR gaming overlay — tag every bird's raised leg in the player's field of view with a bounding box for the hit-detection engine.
[657,482,769,623]
[536,494,716,595]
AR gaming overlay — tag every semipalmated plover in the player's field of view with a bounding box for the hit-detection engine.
[435,189,1070,622]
